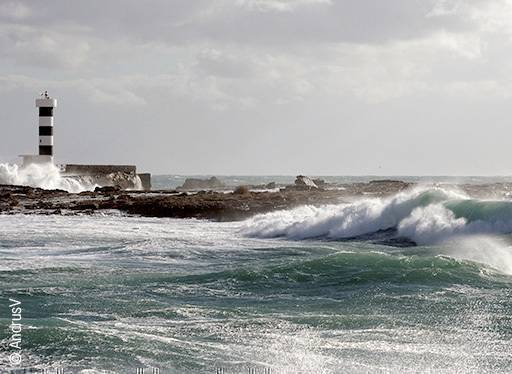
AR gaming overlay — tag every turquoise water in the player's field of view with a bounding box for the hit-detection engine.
[1,187,512,373]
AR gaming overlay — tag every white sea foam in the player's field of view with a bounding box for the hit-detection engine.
[397,204,467,245]
[0,162,96,192]
[242,187,467,241]
[398,203,512,245]
[243,187,512,247]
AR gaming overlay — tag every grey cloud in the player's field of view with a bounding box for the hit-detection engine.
[1,0,482,45]
[0,1,31,20]
[195,49,257,78]
[2,0,512,175]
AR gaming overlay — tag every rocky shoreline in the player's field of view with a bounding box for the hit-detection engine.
[2,179,511,221]
[0,180,412,221]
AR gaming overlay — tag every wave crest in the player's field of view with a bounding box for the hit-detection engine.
[242,187,512,246]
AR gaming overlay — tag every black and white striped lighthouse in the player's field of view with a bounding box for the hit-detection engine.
[35,91,57,162]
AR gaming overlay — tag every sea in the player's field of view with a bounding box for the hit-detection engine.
[1,175,512,373]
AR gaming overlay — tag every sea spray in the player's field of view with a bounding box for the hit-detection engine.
[0,162,96,193]
[242,187,467,240]
[444,236,512,275]
[397,203,467,245]
[243,187,512,246]
[398,201,512,245]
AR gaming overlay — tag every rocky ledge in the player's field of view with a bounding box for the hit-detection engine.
[0,180,412,221]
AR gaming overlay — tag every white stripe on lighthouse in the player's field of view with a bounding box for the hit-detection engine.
[39,136,54,146]
[38,117,54,127]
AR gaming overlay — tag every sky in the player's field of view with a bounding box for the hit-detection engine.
[1,0,512,175]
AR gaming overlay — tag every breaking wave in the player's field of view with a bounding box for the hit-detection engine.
[0,163,96,193]
[242,187,512,246]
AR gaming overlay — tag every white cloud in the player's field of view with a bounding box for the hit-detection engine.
[0,24,93,69]
[0,74,146,106]
[469,0,512,36]
[427,0,462,17]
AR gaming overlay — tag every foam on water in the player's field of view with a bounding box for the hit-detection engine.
[0,162,96,192]
[242,187,512,274]
[243,187,512,244]
[2,191,512,372]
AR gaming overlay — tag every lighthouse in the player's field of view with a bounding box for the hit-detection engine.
[17,92,151,189]
[22,91,57,166]
[36,91,57,161]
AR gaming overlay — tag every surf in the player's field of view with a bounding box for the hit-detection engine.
[242,187,512,245]
[0,162,96,193]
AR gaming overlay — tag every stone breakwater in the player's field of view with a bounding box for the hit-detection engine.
[0,180,413,221]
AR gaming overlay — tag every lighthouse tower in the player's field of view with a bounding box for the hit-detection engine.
[22,91,57,166]
[36,91,57,161]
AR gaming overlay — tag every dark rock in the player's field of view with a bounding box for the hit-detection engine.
[78,191,95,196]
[369,179,404,184]
[71,202,99,210]
[233,185,250,195]
[0,191,11,199]
[0,179,420,221]
[179,177,224,190]
[294,175,318,189]
[94,186,121,194]
[265,182,277,189]
[312,178,326,187]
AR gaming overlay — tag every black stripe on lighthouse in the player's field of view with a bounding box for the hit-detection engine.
[39,146,53,156]
[39,107,53,117]
[39,126,53,136]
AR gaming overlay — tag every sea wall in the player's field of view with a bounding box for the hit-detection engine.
[137,173,151,191]
[63,164,136,175]
[62,164,151,190]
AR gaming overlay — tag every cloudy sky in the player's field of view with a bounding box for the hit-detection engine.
[1,0,512,175]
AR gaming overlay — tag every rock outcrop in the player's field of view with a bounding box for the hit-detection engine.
[313,178,326,187]
[294,175,318,189]
[0,179,421,221]
[179,177,225,190]
[233,185,250,195]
